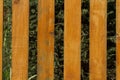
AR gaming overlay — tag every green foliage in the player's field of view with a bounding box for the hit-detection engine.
[3,0,12,79]
[28,0,38,79]
[107,0,116,79]
[55,0,64,80]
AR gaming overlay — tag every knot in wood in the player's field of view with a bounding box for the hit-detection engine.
[14,0,20,4]
[116,33,120,40]
[49,32,54,36]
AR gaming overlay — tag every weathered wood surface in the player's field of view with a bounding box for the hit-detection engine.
[37,0,54,80]
[64,0,81,80]
[90,0,107,80]
[12,0,29,79]
[116,0,120,79]
[0,0,3,80]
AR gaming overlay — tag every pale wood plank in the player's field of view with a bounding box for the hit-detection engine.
[12,0,29,80]
[90,0,107,80]
[0,0,3,80]
[116,0,120,79]
[37,0,54,80]
[64,0,81,80]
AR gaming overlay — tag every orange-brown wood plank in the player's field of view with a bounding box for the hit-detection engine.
[64,0,81,80]
[37,0,54,80]
[116,0,120,79]
[0,0,3,80]
[90,0,107,80]
[12,0,29,80]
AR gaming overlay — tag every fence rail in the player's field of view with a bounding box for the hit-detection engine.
[37,0,54,79]
[0,0,3,80]
[0,0,119,80]
[90,0,107,80]
[12,0,29,80]
[64,0,81,80]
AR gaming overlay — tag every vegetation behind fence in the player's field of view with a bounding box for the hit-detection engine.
[0,0,118,80]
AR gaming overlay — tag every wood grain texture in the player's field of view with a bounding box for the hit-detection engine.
[90,0,107,80]
[64,0,81,80]
[116,0,120,79]
[0,0,3,80]
[37,0,54,80]
[12,0,29,80]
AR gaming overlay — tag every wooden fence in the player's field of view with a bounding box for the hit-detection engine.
[0,0,119,80]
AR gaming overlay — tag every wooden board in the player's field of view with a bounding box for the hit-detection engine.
[64,0,81,80]
[116,0,120,79]
[90,0,107,80]
[0,0,3,80]
[37,0,54,80]
[12,0,29,80]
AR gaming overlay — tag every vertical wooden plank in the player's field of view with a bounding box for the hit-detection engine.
[12,0,29,80]
[116,0,120,79]
[0,0,3,80]
[64,0,81,80]
[90,0,107,80]
[37,0,54,80]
